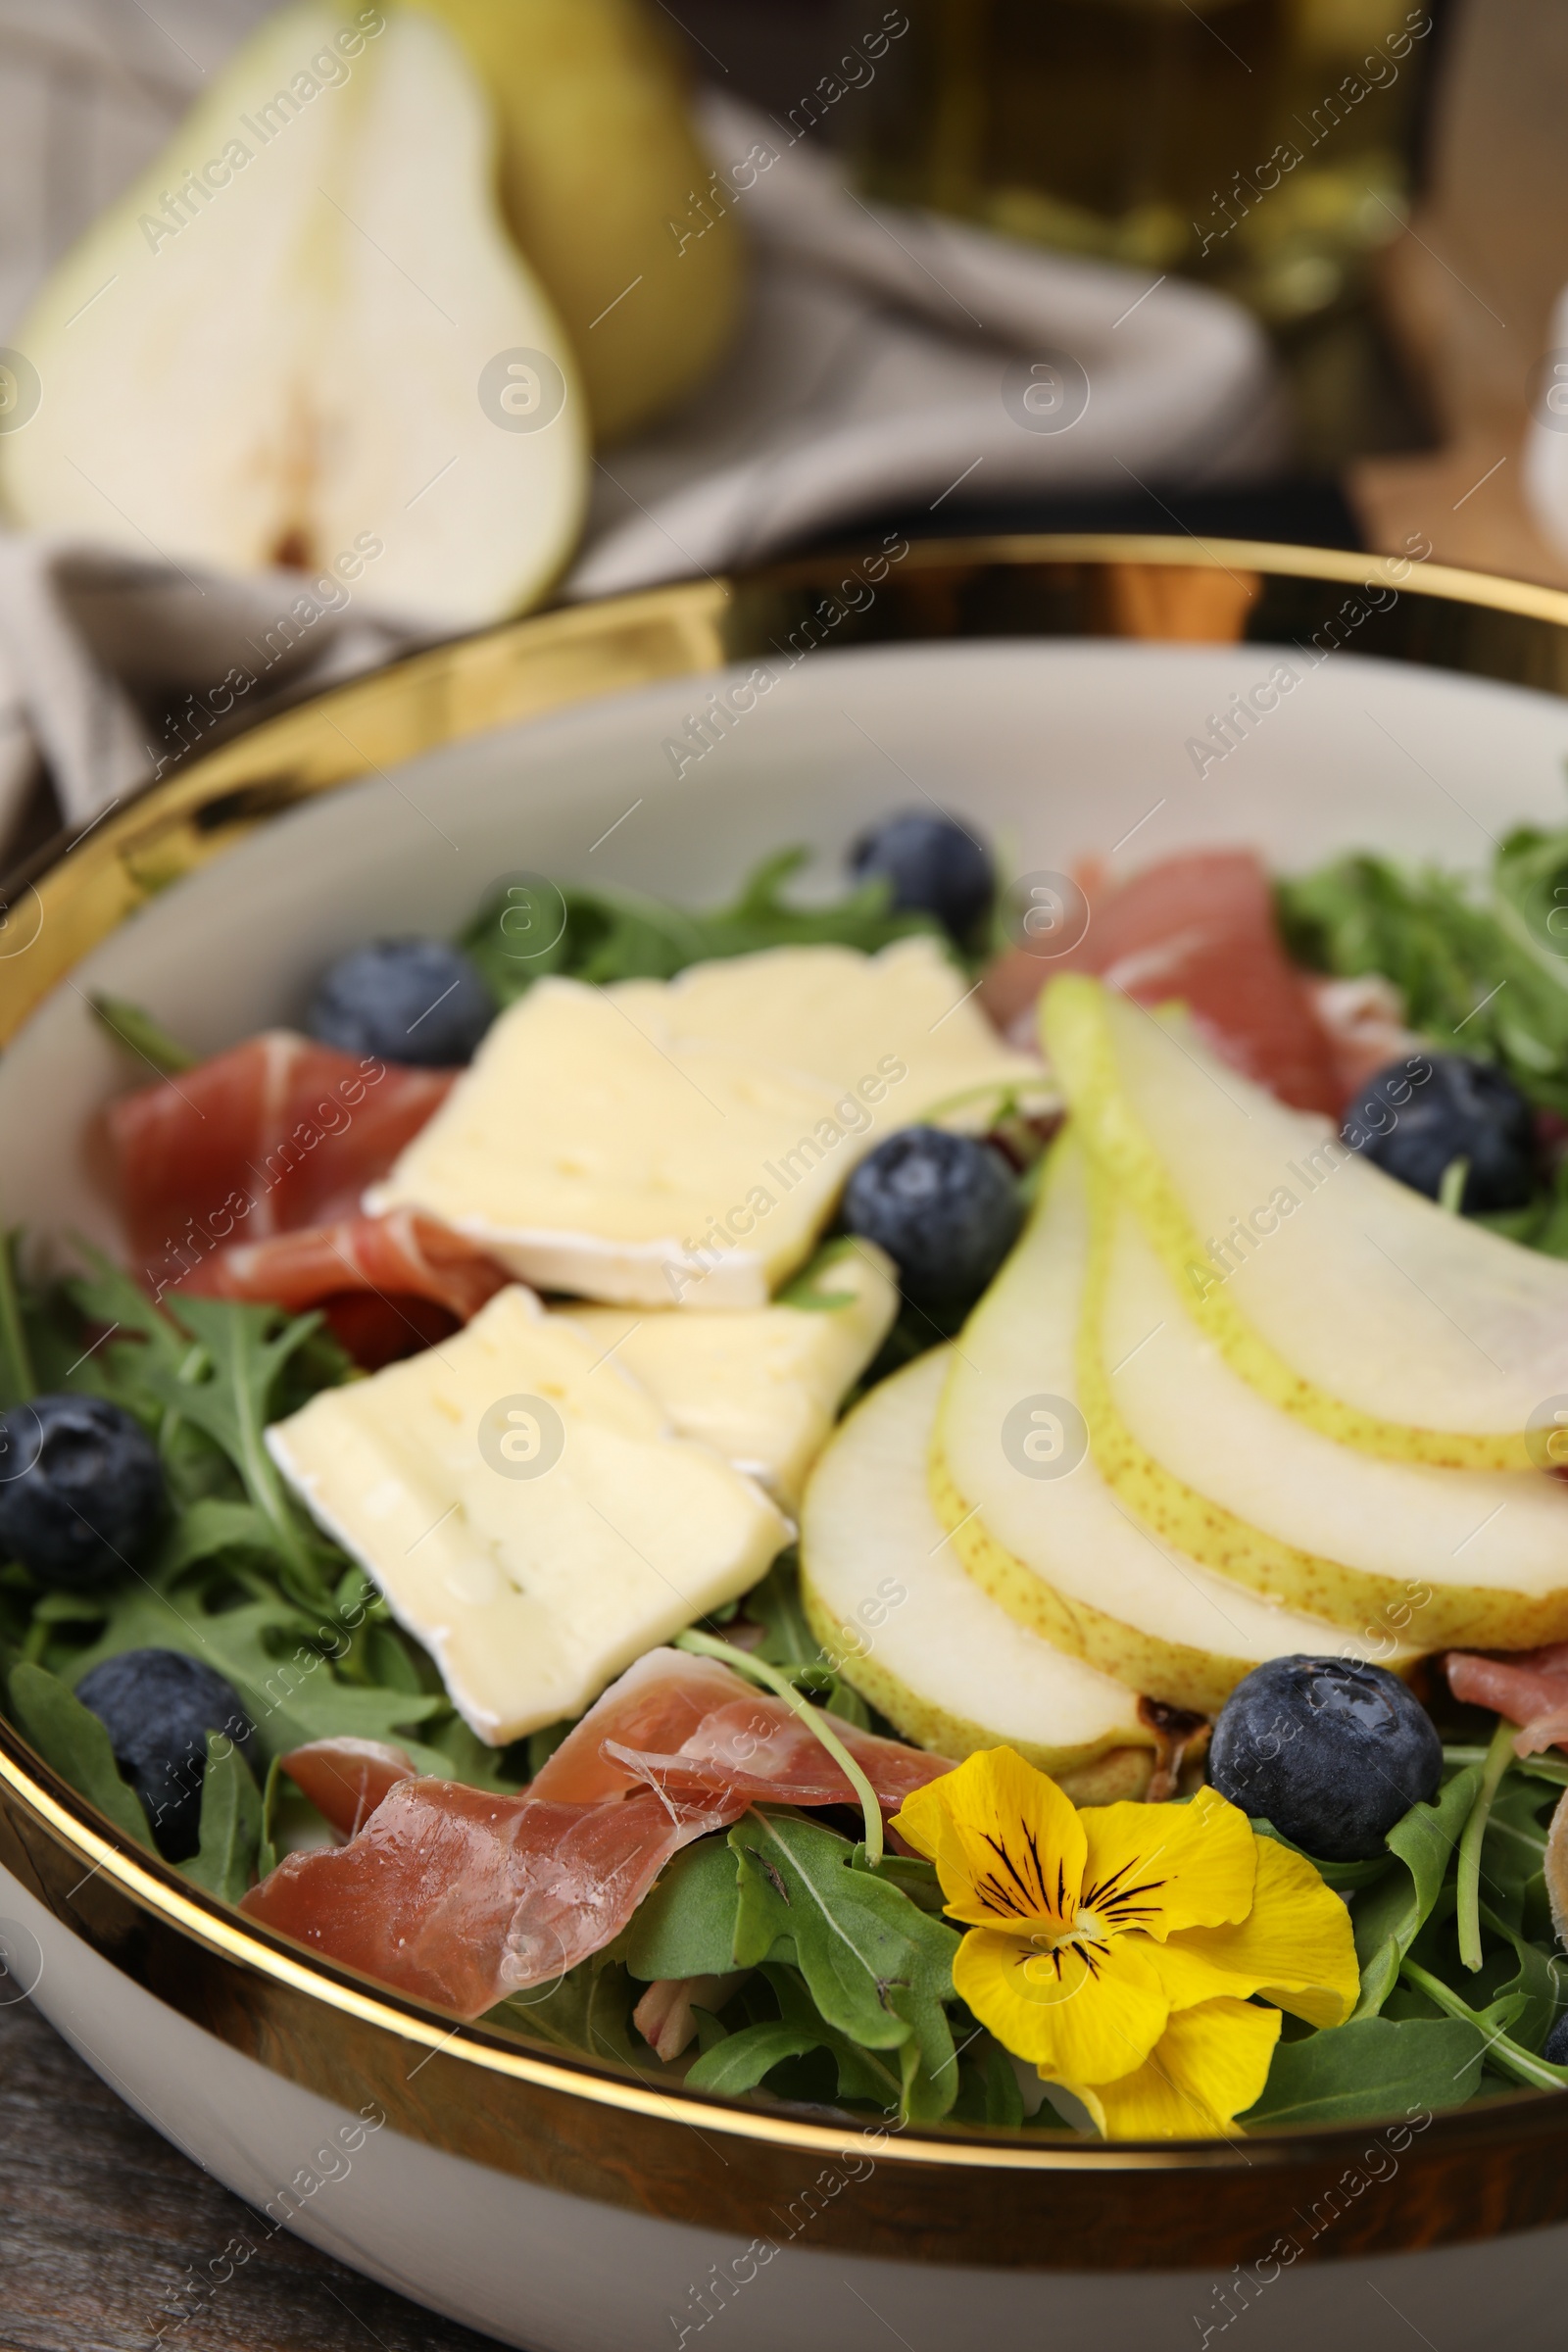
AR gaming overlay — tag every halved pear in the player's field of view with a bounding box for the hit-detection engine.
[0,4,587,628]
[558,1238,899,1509]
[408,0,744,442]
[1042,974,1568,1470]
[1083,1165,1568,1650]
[931,1136,1410,1715]
[800,1348,1156,1800]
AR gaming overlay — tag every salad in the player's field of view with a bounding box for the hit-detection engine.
[7,807,1568,2141]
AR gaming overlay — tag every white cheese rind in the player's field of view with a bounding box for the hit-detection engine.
[559,1239,900,1507]
[367,940,1038,1307]
[266,1286,789,1742]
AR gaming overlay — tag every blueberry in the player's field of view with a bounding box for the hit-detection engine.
[1343,1054,1534,1213]
[307,939,495,1067]
[75,1649,256,1862]
[1208,1655,1442,1863]
[844,1127,1021,1307]
[1544,2011,1568,2069]
[849,811,995,941]
[0,1396,163,1590]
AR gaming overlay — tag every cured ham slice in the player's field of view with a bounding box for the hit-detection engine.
[243,1781,728,2016]
[244,1649,955,2017]
[1446,1645,1568,1756]
[111,1033,453,1255]
[108,1031,505,1358]
[981,849,1342,1115]
[530,1646,953,1812]
[280,1738,418,1839]
[188,1209,509,1321]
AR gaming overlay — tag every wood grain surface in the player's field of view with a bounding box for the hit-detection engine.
[0,1993,504,2352]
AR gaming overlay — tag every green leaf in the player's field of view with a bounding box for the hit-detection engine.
[178,1735,261,1903]
[0,1232,35,1409]
[619,1836,742,1982]
[62,1586,445,1764]
[6,1661,153,1847]
[137,1297,331,1600]
[1241,2015,1487,2129]
[1353,1768,1479,2018]
[683,2020,823,2097]
[90,993,198,1075]
[729,1809,960,2118]
[459,851,944,1011]
[489,1955,642,2068]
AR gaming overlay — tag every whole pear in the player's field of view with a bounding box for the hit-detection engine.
[409,0,744,443]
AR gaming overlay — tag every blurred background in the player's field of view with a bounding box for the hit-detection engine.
[1,0,1567,863]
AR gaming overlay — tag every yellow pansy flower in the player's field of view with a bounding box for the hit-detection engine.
[891,1746,1359,2138]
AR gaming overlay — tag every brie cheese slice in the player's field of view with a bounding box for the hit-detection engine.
[267,1285,789,1742]
[560,1238,899,1507]
[366,939,1037,1306]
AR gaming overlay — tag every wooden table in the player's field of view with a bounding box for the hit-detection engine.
[0,1993,502,2352]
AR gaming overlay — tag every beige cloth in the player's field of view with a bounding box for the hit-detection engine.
[0,11,1288,848]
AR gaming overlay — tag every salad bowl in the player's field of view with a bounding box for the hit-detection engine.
[3,538,1568,2351]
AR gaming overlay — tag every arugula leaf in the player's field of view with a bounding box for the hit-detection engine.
[1353,1768,1479,2018]
[619,1836,742,1982]
[682,2019,824,2096]
[1277,828,1568,1119]
[90,994,198,1075]
[1241,2015,1487,2129]
[729,1809,961,2120]
[0,1233,34,1410]
[460,850,943,1010]
[60,1585,445,1764]
[7,1661,153,1847]
[179,1735,261,1902]
[489,1954,643,2068]
[950,2039,1027,2129]
[134,1297,333,1602]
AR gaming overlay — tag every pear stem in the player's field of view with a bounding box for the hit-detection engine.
[674,1628,884,1865]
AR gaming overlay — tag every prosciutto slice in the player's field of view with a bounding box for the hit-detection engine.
[980,849,1343,1114]
[243,1649,955,2018]
[280,1738,419,1839]
[1446,1645,1568,1755]
[530,1646,952,1812]
[243,1782,728,2016]
[107,1031,504,1359]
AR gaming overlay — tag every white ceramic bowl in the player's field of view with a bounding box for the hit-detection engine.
[4,543,1568,2351]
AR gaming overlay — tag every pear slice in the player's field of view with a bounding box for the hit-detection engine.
[0,4,587,629]
[800,1348,1156,1801]
[557,1238,899,1509]
[1084,1165,1568,1651]
[1042,974,1568,1470]
[931,1136,1408,1715]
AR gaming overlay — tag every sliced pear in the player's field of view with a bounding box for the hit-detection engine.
[368,940,1039,1307]
[0,4,587,629]
[558,1238,899,1509]
[932,1137,1409,1715]
[268,1284,788,1742]
[1084,1166,1568,1650]
[408,0,743,442]
[1042,974,1568,1470]
[800,1348,1156,1801]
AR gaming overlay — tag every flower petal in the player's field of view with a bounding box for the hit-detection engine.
[1075,1785,1255,1941]
[1067,1998,1282,2139]
[1144,1836,1359,2028]
[892,1746,1086,1932]
[954,1924,1169,2083]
